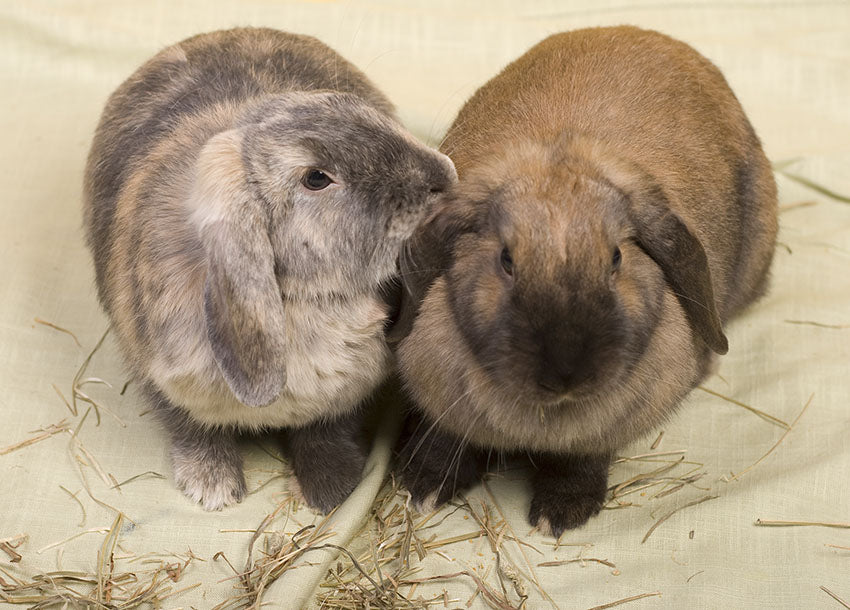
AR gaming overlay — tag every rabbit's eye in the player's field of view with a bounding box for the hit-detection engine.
[612,246,622,272]
[302,169,333,190]
[500,247,513,276]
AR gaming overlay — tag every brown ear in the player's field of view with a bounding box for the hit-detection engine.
[630,195,728,354]
[388,193,480,344]
[595,149,728,355]
[190,131,287,406]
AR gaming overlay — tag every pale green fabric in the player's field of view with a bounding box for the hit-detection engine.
[1,1,848,608]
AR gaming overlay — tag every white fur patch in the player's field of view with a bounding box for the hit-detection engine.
[414,490,441,515]
[171,450,246,511]
[286,475,306,507]
[534,516,557,538]
[186,130,248,230]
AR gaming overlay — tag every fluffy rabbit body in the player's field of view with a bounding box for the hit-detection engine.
[395,26,777,535]
[84,28,455,511]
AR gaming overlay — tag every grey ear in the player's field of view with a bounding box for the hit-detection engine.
[190,131,287,406]
[595,149,728,355]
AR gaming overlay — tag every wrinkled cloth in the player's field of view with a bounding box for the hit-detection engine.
[0,1,848,608]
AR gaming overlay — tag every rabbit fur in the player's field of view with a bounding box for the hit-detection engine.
[83,27,456,512]
[393,26,778,536]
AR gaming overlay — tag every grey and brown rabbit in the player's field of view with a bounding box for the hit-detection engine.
[83,27,456,512]
[393,26,777,536]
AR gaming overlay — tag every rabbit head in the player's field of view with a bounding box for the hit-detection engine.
[188,91,457,407]
[399,135,726,446]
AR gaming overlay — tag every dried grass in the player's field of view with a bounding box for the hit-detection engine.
[9,319,834,608]
[110,472,165,490]
[537,558,615,569]
[313,479,542,610]
[779,200,817,213]
[697,386,789,429]
[821,585,850,609]
[210,498,341,610]
[34,317,81,347]
[0,535,26,564]
[772,160,850,204]
[586,591,662,610]
[71,328,110,424]
[649,432,664,450]
[605,453,708,511]
[0,518,200,608]
[726,393,814,482]
[0,421,71,456]
[785,320,850,330]
[641,495,719,544]
[754,520,850,529]
[66,406,127,522]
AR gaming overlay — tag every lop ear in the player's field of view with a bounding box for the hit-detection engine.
[388,192,480,344]
[189,130,287,406]
[595,149,728,355]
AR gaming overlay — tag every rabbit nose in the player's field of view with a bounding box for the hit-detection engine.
[537,365,586,397]
[537,334,595,396]
[428,153,458,193]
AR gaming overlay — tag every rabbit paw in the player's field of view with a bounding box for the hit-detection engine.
[528,452,610,537]
[287,412,367,514]
[291,448,366,514]
[529,491,605,538]
[170,436,246,511]
[396,414,481,513]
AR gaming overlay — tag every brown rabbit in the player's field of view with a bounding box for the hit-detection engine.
[393,26,777,536]
[83,28,456,512]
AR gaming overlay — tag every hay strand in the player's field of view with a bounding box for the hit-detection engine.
[728,393,814,481]
[0,420,71,456]
[755,520,850,529]
[779,200,817,212]
[642,495,719,544]
[110,471,165,490]
[52,384,76,416]
[537,558,615,569]
[775,169,850,203]
[34,317,81,347]
[58,485,87,528]
[0,541,23,563]
[650,432,664,450]
[785,320,849,330]
[586,591,662,610]
[821,586,850,609]
[65,407,128,523]
[71,328,110,425]
[697,386,789,429]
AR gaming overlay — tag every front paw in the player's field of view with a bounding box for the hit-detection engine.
[396,415,481,513]
[529,491,605,537]
[291,446,366,514]
[527,452,610,537]
[171,444,247,511]
[286,410,369,514]
[400,456,471,514]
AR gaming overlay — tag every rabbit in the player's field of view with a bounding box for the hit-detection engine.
[392,26,778,537]
[83,27,456,512]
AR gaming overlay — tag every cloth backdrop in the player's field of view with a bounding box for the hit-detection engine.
[1,1,848,608]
